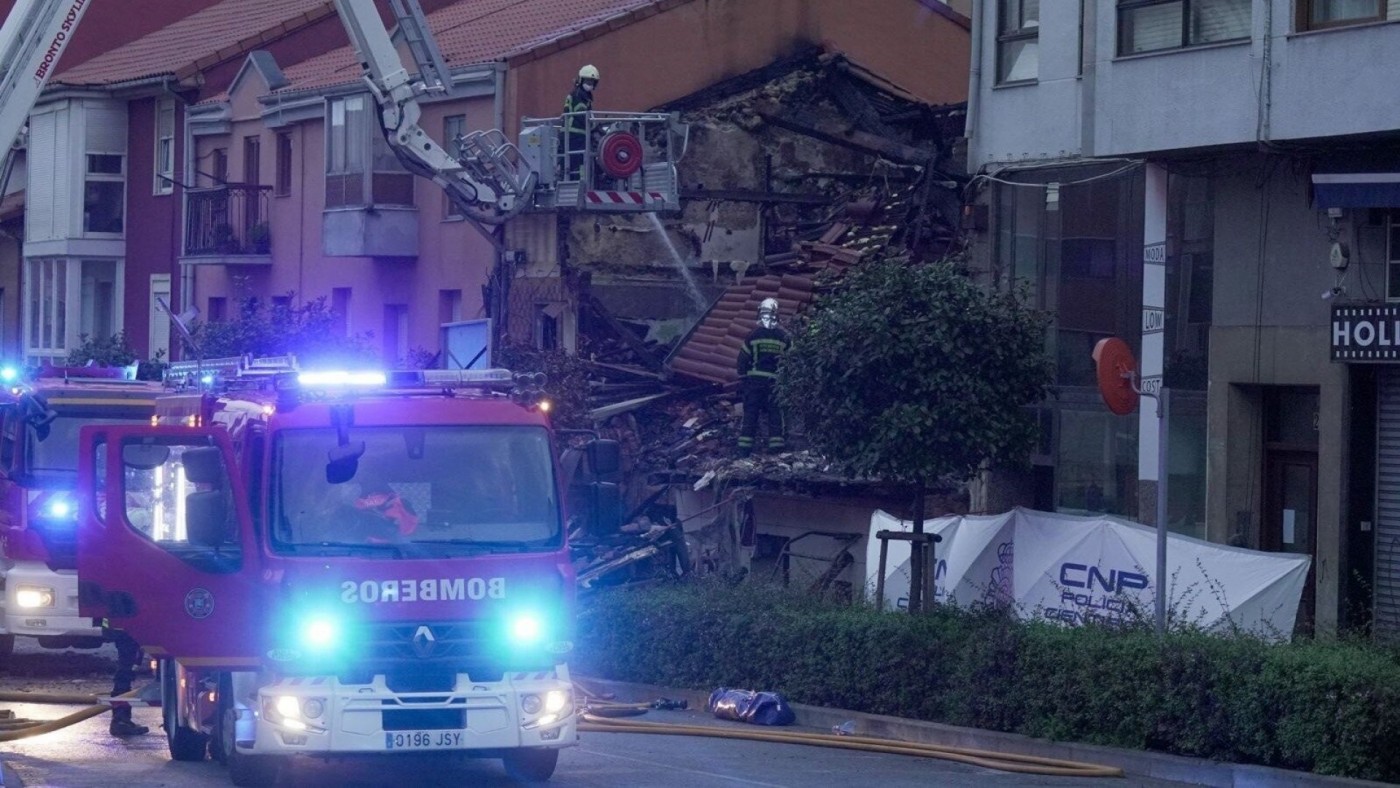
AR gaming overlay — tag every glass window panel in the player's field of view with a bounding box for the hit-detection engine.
[1055,408,1138,518]
[55,261,65,348]
[84,181,124,233]
[41,261,53,347]
[1388,262,1400,300]
[1191,0,1250,42]
[999,38,1038,81]
[87,154,122,174]
[1166,392,1207,538]
[1311,0,1380,23]
[1120,2,1183,54]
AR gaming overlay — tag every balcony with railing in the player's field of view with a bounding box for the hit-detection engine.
[182,183,273,264]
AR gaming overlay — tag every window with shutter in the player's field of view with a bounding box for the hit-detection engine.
[1117,0,1249,55]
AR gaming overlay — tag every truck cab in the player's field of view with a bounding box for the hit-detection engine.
[0,366,160,658]
[76,359,616,784]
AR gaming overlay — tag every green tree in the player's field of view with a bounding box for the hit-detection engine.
[778,257,1054,610]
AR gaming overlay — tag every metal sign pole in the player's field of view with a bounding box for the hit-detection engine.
[1154,387,1170,636]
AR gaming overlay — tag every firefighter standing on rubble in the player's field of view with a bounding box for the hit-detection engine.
[737,298,790,457]
[563,64,599,181]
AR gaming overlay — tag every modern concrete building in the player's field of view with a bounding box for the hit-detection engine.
[964,0,1400,637]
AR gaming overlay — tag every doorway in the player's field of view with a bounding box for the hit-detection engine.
[1262,450,1317,634]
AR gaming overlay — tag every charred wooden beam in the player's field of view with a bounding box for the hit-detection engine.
[757,110,935,166]
[579,291,663,371]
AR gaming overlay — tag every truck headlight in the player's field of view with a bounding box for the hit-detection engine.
[545,690,568,714]
[16,584,55,608]
[276,695,301,718]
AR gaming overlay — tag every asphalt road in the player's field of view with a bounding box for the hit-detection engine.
[1,640,1180,788]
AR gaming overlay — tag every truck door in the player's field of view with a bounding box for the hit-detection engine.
[77,425,263,664]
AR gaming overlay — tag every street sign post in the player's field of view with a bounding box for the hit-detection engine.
[1092,337,1169,636]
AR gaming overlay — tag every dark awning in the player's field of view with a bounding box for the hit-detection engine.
[1312,173,1400,208]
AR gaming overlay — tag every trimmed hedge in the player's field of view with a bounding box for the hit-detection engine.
[574,582,1400,781]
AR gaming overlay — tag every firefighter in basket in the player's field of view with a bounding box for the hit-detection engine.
[563,64,599,181]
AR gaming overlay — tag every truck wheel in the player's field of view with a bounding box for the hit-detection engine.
[221,701,279,787]
[160,659,208,762]
[503,748,559,782]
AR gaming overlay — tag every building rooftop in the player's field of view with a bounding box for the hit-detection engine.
[274,0,666,94]
[53,0,334,87]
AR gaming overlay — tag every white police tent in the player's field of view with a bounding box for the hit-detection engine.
[867,507,1311,642]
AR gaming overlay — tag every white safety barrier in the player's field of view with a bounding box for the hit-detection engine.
[867,507,1310,642]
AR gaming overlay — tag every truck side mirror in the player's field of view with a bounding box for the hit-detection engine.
[587,439,620,476]
[588,481,622,536]
[123,443,172,471]
[185,490,228,547]
[181,446,224,485]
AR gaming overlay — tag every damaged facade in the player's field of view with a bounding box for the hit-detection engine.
[564,49,972,598]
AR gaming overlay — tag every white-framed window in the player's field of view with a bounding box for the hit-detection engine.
[326,95,413,209]
[1117,0,1250,56]
[154,99,175,194]
[27,258,67,359]
[1387,211,1400,300]
[84,154,124,235]
[25,258,121,362]
[997,0,1040,83]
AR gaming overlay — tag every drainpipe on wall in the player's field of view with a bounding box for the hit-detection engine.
[176,86,196,360]
[964,0,982,148]
[1257,0,1273,143]
[493,62,505,134]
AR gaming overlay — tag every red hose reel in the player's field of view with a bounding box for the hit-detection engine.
[596,131,643,179]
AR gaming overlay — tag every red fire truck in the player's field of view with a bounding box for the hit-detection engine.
[0,365,161,658]
[76,357,618,784]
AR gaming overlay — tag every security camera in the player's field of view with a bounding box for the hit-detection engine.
[1322,286,1344,300]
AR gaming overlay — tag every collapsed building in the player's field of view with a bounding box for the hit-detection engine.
[548,49,969,597]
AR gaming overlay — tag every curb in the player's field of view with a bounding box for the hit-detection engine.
[579,678,1393,788]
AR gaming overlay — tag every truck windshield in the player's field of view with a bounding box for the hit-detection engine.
[24,405,153,483]
[270,425,560,555]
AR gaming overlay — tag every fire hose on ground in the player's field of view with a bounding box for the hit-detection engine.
[0,688,142,741]
[573,686,1124,779]
[1,686,1124,778]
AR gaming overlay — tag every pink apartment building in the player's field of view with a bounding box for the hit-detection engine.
[14,0,968,367]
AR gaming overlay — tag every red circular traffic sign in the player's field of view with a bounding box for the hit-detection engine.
[597,131,643,178]
[1093,337,1140,416]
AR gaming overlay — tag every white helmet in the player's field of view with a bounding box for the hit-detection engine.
[758,297,779,329]
[578,64,600,82]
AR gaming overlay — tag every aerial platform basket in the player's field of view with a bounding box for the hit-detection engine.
[518,111,688,213]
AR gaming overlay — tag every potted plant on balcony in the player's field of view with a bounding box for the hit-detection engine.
[213,223,239,254]
[248,222,271,254]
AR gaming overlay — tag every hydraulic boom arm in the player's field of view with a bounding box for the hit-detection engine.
[0,0,93,189]
[332,0,535,224]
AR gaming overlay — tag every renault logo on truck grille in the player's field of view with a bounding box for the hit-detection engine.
[412,625,436,658]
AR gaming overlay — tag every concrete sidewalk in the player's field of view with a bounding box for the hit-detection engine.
[579,678,1394,788]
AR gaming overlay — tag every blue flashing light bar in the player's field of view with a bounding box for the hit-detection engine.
[298,370,388,387]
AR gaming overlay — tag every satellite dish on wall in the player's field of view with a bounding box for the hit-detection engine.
[1093,337,1140,416]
